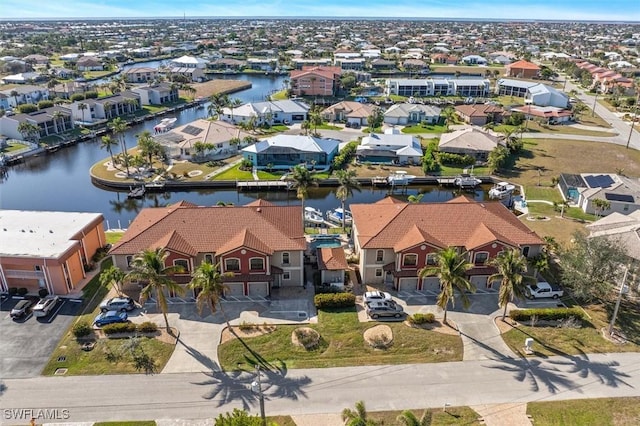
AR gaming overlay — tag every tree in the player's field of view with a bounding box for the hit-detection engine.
[100,135,119,170]
[17,121,40,143]
[126,247,185,331]
[592,198,611,217]
[214,409,271,426]
[418,247,475,323]
[341,401,378,426]
[407,193,424,204]
[442,107,457,130]
[334,169,361,229]
[559,231,628,302]
[110,117,131,175]
[99,265,126,296]
[488,249,536,320]
[366,107,384,131]
[137,130,162,168]
[187,261,233,326]
[286,164,319,222]
[51,110,65,133]
[10,90,19,108]
[487,145,509,174]
[78,102,88,124]
[397,409,432,426]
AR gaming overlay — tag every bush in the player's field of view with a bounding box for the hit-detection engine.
[38,288,49,298]
[136,321,158,333]
[72,321,92,338]
[436,152,475,167]
[17,287,28,296]
[408,312,435,325]
[17,104,38,114]
[314,292,356,308]
[102,322,136,335]
[509,307,585,322]
[332,140,358,169]
[37,100,54,109]
[70,93,85,102]
[84,91,98,99]
[8,287,18,296]
[238,321,256,332]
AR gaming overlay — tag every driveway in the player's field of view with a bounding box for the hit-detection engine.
[0,295,81,378]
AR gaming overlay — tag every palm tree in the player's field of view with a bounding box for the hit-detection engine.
[17,122,40,143]
[397,409,432,426]
[488,249,536,320]
[407,193,424,204]
[286,164,319,222]
[187,261,233,327]
[592,198,611,217]
[442,106,456,131]
[136,130,160,168]
[341,401,377,426]
[10,90,19,108]
[418,247,475,324]
[334,169,360,229]
[126,247,185,331]
[100,135,119,169]
[99,265,126,296]
[110,117,130,175]
[51,110,65,134]
[78,102,88,124]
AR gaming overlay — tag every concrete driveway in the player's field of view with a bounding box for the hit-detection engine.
[0,295,81,378]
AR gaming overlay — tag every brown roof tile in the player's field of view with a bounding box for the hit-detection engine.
[317,247,349,270]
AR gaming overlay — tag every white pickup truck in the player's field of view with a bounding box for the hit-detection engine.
[526,282,564,299]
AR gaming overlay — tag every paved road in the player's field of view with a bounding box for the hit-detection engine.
[1,352,638,424]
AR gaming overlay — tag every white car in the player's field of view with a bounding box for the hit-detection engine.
[526,282,564,299]
[33,296,60,317]
[363,291,393,303]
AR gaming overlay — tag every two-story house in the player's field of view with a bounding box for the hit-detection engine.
[351,196,544,292]
[290,66,342,97]
[108,200,306,297]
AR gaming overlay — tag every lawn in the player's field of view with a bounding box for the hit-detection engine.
[500,301,640,358]
[401,124,448,134]
[493,122,615,137]
[218,308,462,370]
[212,164,254,180]
[2,141,30,153]
[527,397,640,426]
[105,231,124,244]
[316,123,342,130]
[368,406,481,425]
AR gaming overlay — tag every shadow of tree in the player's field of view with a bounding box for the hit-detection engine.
[179,339,220,372]
[548,348,633,388]
[487,357,577,394]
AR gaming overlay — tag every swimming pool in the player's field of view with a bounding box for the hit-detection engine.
[311,236,342,249]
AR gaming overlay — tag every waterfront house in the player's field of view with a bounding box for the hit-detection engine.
[123,67,158,83]
[357,129,423,165]
[455,104,509,126]
[290,66,342,97]
[0,85,50,110]
[558,173,640,216]
[154,119,252,160]
[438,127,504,162]
[0,210,106,296]
[222,100,310,126]
[69,91,141,123]
[132,83,179,106]
[1,72,45,85]
[322,101,376,126]
[350,196,544,292]
[385,78,490,98]
[505,60,540,79]
[317,247,349,288]
[108,200,306,297]
[22,54,50,65]
[246,57,278,72]
[496,79,569,108]
[511,105,573,125]
[76,56,104,72]
[50,81,94,100]
[0,106,74,140]
[383,103,441,126]
[242,134,339,170]
[461,55,488,65]
[170,55,209,69]
[208,58,245,72]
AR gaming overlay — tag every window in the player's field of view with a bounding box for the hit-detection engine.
[522,246,530,257]
[283,271,291,280]
[174,259,189,272]
[282,252,290,265]
[225,258,240,272]
[403,254,418,267]
[250,258,264,271]
[474,252,489,265]
[34,265,42,271]
[376,250,384,263]
[426,253,437,265]
[375,268,383,277]
[204,254,214,264]
[126,256,133,267]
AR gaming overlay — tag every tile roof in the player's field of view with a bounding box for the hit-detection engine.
[317,247,349,270]
[507,60,540,70]
[351,196,543,251]
[109,202,306,256]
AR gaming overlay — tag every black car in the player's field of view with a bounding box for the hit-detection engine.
[10,297,38,319]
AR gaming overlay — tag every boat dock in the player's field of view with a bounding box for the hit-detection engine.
[437,177,457,185]
[236,180,291,191]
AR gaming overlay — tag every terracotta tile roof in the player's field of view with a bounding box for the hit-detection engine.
[506,60,540,70]
[317,247,349,270]
[245,199,276,207]
[109,202,306,256]
[217,229,274,255]
[455,104,506,118]
[351,196,543,251]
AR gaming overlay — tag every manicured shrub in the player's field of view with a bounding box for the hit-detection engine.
[84,91,98,99]
[17,287,28,296]
[17,104,38,114]
[38,288,49,298]
[102,322,136,335]
[509,307,585,322]
[332,140,358,169]
[408,312,435,325]
[70,93,85,102]
[136,321,158,333]
[72,321,92,338]
[37,100,54,109]
[8,287,18,296]
[238,321,256,332]
[313,292,356,308]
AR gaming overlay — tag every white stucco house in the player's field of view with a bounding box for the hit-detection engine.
[357,128,423,165]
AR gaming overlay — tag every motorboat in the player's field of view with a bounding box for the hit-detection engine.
[127,186,146,199]
[144,180,166,191]
[326,207,352,226]
[488,181,516,199]
[387,170,416,186]
[454,173,482,188]
[304,206,325,225]
[153,117,177,133]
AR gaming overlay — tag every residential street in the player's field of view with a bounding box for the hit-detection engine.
[1,351,639,424]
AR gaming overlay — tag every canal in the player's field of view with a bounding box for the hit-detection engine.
[0,72,489,230]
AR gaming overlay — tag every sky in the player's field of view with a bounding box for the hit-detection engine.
[2,0,639,21]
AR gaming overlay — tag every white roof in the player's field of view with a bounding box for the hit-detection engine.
[439,127,503,152]
[243,135,338,155]
[0,210,103,258]
[172,55,208,65]
[358,133,423,157]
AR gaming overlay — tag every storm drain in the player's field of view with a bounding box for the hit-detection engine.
[54,368,68,375]
[57,356,66,362]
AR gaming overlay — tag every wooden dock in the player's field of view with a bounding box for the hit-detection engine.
[236,180,291,191]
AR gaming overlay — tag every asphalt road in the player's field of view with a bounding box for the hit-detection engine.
[1,352,639,423]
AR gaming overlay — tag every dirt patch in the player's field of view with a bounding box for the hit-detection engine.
[364,324,393,349]
[220,324,276,344]
[405,320,459,336]
[93,327,178,344]
[291,327,321,350]
[494,317,518,334]
[182,79,252,99]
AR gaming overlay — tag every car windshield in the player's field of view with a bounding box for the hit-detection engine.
[530,284,539,291]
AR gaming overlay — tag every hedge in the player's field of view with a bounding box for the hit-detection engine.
[408,312,435,324]
[332,141,358,169]
[102,322,137,334]
[137,321,158,333]
[314,292,356,309]
[72,321,92,338]
[509,307,585,322]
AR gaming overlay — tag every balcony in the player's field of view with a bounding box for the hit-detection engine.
[4,269,45,279]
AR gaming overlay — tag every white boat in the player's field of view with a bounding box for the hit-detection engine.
[488,181,516,199]
[153,117,177,133]
[326,207,352,226]
[304,206,325,225]
[454,173,482,188]
[387,170,416,186]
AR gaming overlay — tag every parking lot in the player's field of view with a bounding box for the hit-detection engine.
[0,295,81,378]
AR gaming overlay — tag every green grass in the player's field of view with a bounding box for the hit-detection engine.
[270,89,289,100]
[218,308,462,370]
[315,123,342,130]
[2,141,30,153]
[401,124,447,134]
[311,171,331,179]
[212,164,254,180]
[95,422,156,426]
[105,231,124,244]
[439,165,491,176]
[527,397,640,426]
[83,70,113,79]
[523,186,563,203]
[368,407,481,425]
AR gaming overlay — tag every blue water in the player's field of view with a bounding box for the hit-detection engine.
[311,237,342,249]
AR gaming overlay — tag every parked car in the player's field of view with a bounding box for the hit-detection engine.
[33,296,60,318]
[526,282,564,299]
[93,310,128,327]
[365,300,404,319]
[100,297,136,312]
[363,291,393,304]
[10,296,38,319]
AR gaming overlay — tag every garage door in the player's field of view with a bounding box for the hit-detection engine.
[249,282,269,297]
[398,277,418,292]
[421,277,440,292]
[225,283,244,296]
[470,275,491,290]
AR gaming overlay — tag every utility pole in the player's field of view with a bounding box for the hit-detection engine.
[626,93,639,149]
[608,266,629,336]
[252,365,266,426]
[591,90,598,117]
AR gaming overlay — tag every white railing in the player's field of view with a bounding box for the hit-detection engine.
[4,269,45,279]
